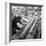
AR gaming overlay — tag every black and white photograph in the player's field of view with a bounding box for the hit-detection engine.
[1,0,46,46]
[9,3,43,41]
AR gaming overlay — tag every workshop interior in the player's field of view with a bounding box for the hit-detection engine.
[9,3,43,41]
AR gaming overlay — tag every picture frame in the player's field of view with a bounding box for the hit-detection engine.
[5,1,43,44]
